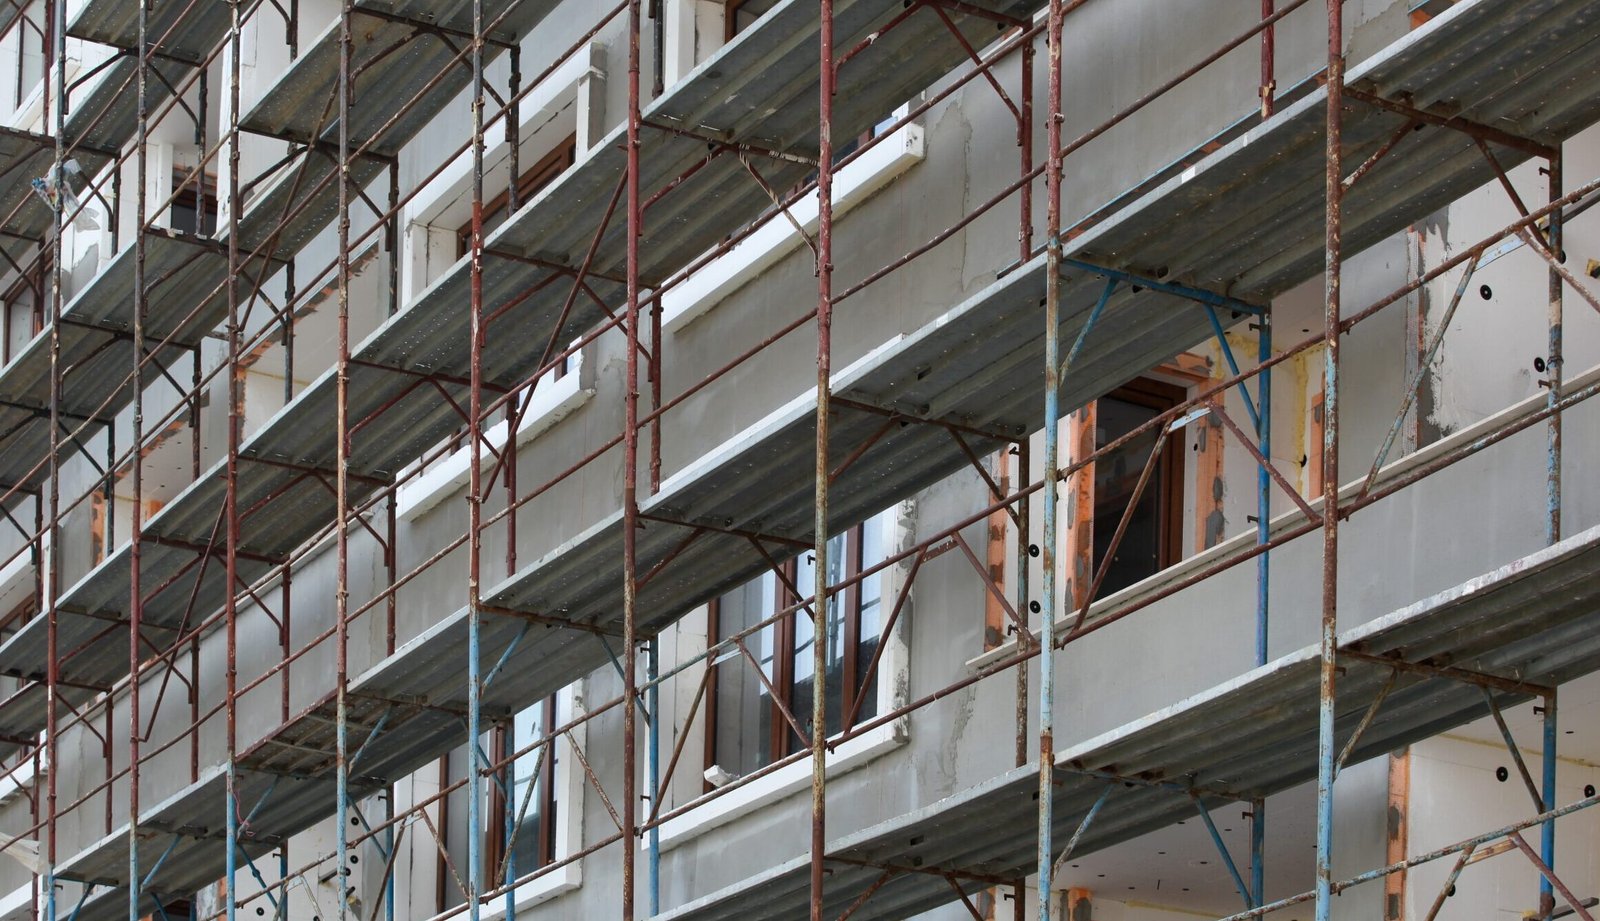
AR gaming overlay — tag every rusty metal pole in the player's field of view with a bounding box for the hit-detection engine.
[1314,3,1343,921]
[224,1,244,919]
[1037,0,1064,911]
[128,0,150,914]
[622,0,644,915]
[1260,0,1275,118]
[334,1,354,918]
[468,0,488,917]
[44,0,64,915]
[810,0,836,916]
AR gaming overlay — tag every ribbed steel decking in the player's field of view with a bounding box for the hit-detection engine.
[657,523,1600,920]
[33,2,1600,911]
[24,0,1035,912]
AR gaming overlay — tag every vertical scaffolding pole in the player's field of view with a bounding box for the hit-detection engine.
[621,0,644,912]
[810,0,836,916]
[1252,311,1272,906]
[648,637,661,916]
[44,0,64,914]
[335,1,355,917]
[1037,0,1064,911]
[1540,150,1563,920]
[467,0,488,917]
[128,0,151,914]
[224,0,244,918]
[1314,3,1343,921]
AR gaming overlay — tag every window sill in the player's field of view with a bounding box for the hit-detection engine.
[396,355,592,522]
[652,720,906,853]
[458,860,581,921]
[0,880,30,920]
[660,121,925,333]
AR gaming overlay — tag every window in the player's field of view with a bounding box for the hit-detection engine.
[169,171,218,237]
[2,250,47,365]
[723,0,780,40]
[1090,378,1186,596]
[486,696,559,877]
[705,510,889,780]
[11,2,47,109]
[456,136,578,258]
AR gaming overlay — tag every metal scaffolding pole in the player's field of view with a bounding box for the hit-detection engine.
[622,0,644,912]
[335,0,355,918]
[1540,147,1564,921]
[810,0,836,915]
[468,0,488,917]
[1037,0,1064,913]
[128,0,150,914]
[224,0,244,917]
[1314,2,1344,921]
[44,0,64,914]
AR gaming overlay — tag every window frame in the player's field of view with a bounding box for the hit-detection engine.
[702,518,884,784]
[10,2,49,111]
[455,135,578,259]
[1093,376,1188,583]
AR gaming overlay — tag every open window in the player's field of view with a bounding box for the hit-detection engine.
[169,171,219,237]
[1090,377,1187,596]
[723,0,782,41]
[1,249,47,366]
[6,1,48,110]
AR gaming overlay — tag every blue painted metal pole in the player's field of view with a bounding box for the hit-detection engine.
[1541,150,1562,921]
[649,637,662,915]
[1252,310,1271,906]
[1038,0,1064,911]
[1315,3,1343,921]
[1541,693,1557,918]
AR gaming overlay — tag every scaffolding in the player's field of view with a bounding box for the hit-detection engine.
[0,0,1593,918]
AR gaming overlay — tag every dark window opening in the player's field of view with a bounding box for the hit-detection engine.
[724,0,781,40]
[170,172,218,237]
[2,249,49,365]
[1091,378,1186,597]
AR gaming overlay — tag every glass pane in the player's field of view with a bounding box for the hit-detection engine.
[712,572,778,777]
[509,701,551,871]
[855,512,888,723]
[791,533,848,741]
[1093,396,1167,596]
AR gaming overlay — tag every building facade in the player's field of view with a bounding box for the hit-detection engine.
[0,0,1592,919]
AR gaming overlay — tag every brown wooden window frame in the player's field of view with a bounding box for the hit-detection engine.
[703,518,882,785]
[1093,376,1188,586]
[456,135,579,259]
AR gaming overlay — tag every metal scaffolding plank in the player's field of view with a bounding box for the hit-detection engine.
[0,125,113,253]
[656,524,1600,921]
[61,54,198,156]
[240,0,555,156]
[0,231,281,491]
[67,0,252,65]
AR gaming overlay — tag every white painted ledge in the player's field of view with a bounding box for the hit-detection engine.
[661,122,925,333]
[397,354,592,522]
[653,721,906,853]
